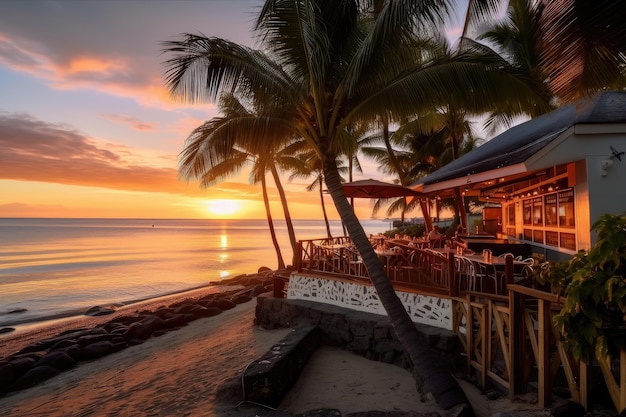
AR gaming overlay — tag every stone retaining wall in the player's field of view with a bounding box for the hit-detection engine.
[243,325,321,407]
[254,294,461,372]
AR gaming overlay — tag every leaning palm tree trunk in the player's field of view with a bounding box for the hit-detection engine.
[270,164,298,265]
[322,157,473,415]
[261,171,285,269]
[319,176,333,238]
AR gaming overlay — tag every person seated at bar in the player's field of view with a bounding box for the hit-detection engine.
[427,225,445,247]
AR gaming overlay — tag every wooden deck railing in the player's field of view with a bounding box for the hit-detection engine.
[294,236,625,413]
[296,236,452,295]
[452,284,625,413]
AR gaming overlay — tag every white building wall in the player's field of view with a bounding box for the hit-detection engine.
[585,149,626,246]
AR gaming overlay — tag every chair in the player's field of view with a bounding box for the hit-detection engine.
[456,256,478,292]
[346,247,366,277]
[514,264,535,282]
[391,249,417,283]
[350,258,365,277]
[473,260,499,293]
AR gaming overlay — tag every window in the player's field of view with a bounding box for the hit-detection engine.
[524,229,533,240]
[523,199,532,225]
[560,232,576,250]
[545,194,557,226]
[546,231,559,246]
[516,188,576,251]
[558,190,575,228]
[507,205,515,225]
[533,197,543,226]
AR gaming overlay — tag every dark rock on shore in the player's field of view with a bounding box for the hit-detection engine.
[11,365,60,390]
[84,306,117,316]
[81,341,116,360]
[34,351,76,371]
[0,268,288,394]
[0,328,15,334]
[216,299,237,310]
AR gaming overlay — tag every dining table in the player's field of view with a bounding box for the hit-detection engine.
[464,238,532,257]
[317,242,353,271]
[463,254,530,293]
[374,247,404,271]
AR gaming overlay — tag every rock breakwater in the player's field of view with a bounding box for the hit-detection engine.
[0,267,289,394]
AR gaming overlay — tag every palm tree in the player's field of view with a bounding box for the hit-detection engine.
[178,93,301,269]
[289,149,352,238]
[359,122,422,225]
[463,0,626,104]
[537,0,626,102]
[163,1,544,412]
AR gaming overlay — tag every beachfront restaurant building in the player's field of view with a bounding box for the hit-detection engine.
[412,91,626,262]
[284,92,626,412]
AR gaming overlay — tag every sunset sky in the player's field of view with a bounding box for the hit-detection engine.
[0,0,469,220]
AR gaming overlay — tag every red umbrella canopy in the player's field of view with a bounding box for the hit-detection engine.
[342,179,423,198]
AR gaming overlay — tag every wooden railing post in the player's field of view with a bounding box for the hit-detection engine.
[538,299,551,407]
[505,254,514,292]
[449,252,457,297]
[509,287,526,399]
[296,240,303,271]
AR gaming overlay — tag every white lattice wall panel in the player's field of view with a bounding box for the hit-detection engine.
[287,273,452,330]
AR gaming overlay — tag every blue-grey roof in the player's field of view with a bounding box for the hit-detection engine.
[415,91,626,186]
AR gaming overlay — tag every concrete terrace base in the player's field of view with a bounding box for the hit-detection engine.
[254,294,461,372]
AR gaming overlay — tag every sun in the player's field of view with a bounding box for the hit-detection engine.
[205,199,241,217]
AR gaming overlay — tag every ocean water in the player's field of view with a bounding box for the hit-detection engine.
[0,218,389,328]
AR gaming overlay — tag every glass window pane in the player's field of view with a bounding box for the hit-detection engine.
[558,190,575,228]
[545,194,557,226]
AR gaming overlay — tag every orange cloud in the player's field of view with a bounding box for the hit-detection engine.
[0,113,290,202]
[0,112,386,220]
[0,30,218,115]
[99,113,156,131]
[65,56,126,75]
[0,112,194,195]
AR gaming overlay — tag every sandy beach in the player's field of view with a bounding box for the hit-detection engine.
[0,288,545,417]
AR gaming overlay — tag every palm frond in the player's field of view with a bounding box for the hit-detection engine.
[162,34,301,106]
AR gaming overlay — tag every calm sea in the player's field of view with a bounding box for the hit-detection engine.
[0,218,389,329]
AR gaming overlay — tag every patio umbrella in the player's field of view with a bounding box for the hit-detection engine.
[342,179,423,198]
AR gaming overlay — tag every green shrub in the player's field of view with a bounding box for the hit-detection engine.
[537,213,626,363]
[384,224,426,238]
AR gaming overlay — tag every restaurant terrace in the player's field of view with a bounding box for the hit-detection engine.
[281,91,626,414]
